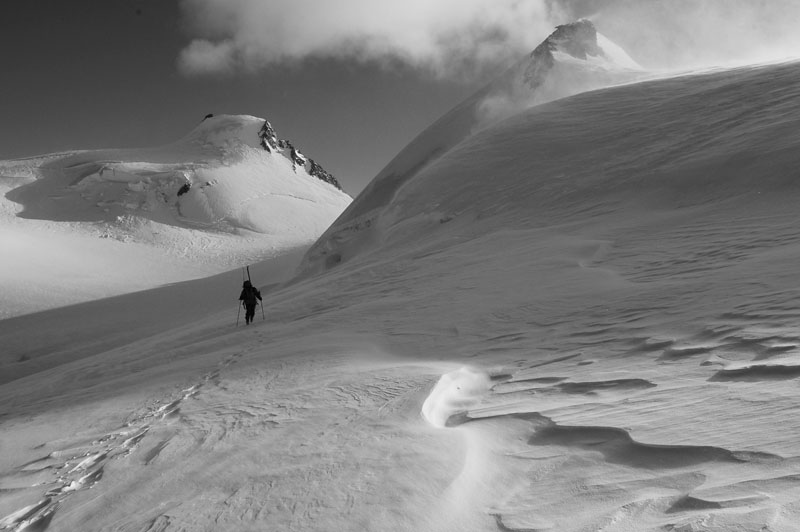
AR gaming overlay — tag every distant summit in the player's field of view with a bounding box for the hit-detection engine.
[480,18,642,125]
[538,19,602,60]
[524,19,606,90]
[299,20,645,276]
[177,114,343,191]
[1,113,351,248]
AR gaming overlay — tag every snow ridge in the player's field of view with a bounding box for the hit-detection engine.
[298,20,645,277]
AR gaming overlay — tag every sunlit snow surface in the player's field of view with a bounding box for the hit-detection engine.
[4,61,800,531]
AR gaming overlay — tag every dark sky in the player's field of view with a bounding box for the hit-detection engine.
[0,1,478,195]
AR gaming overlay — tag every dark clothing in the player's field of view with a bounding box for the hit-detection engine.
[239,282,262,324]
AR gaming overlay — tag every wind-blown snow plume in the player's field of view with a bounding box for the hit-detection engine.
[475,19,642,126]
[558,0,800,69]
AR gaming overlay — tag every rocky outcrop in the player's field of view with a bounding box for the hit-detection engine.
[258,120,280,152]
[308,159,341,189]
[523,19,604,90]
[257,120,343,191]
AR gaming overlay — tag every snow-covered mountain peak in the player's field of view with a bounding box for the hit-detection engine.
[536,19,603,61]
[0,113,351,316]
[298,20,646,276]
[520,19,639,90]
[483,19,642,125]
[1,113,349,233]
[177,114,266,154]
[174,114,343,191]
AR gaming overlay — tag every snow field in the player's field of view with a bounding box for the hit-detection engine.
[5,181,800,530]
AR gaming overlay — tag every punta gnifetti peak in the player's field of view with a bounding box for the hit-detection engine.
[524,19,604,90]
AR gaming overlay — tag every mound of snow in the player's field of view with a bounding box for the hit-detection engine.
[421,367,492,428]
[300,52,800,279]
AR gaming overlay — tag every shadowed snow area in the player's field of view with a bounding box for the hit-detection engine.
[0,114,350,318]
[4,31,800,532]
[300,20,646,275]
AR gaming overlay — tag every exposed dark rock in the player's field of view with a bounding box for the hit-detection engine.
[548,19,602,60]
[524,19,603,90]
[289,144,307,171]
[258,120,280,153]
[308,158,343,190]
[257,120,343,191]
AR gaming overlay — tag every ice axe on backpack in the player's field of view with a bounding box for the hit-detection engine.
[247,266,266,321]
[235,266,265,326]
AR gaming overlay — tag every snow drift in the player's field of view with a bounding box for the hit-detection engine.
[299,19,644,275]
[0,115,351,317]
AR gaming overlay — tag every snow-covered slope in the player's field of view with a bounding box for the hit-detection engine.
[3,114,348,234]
[3,59,800,531]
[0,115,351,317]
[300,20,644,275]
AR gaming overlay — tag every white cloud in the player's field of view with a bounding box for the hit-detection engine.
[575,0,800,69]
[177,0,565,77]
[177,0,800,77]
[179,39,237,75]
